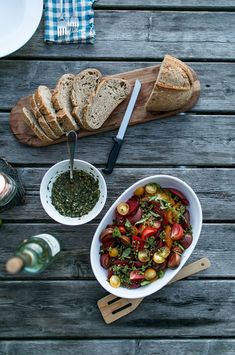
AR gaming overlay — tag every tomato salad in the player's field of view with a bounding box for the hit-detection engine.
[99,183,193,289]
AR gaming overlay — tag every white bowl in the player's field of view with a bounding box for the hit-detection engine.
[40,160,107,226]
[90,175,202,299]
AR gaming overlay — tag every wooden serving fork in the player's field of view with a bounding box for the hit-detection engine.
[97,257,211,324]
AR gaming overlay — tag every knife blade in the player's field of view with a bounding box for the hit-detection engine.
[103,79,142,175]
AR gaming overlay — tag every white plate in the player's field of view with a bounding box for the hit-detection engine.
[0,0,43,58]
[90,175,202,299]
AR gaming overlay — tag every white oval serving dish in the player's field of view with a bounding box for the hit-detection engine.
[90,175,202,299]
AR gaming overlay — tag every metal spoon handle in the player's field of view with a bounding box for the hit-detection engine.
[67,131,77,181]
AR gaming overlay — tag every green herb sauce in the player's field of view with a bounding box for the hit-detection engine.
[51,170,100,217]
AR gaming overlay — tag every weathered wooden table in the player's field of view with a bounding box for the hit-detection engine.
[0,1,235,354]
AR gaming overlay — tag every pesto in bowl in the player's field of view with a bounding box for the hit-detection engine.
[51,170,100,217]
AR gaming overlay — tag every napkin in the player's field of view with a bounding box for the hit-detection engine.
[44,0,96,43]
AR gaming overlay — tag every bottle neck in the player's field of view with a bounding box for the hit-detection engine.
[20,252,32,266]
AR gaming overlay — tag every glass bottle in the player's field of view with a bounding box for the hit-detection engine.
[5,234,60,274]
[0,172,18,207]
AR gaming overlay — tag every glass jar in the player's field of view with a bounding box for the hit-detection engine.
[0,172,18,207]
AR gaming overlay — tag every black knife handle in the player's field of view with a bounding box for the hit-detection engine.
[102,137,123,175]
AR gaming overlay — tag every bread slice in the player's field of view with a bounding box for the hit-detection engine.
[83,78,131,131]
[22,107,53,143]
[71,68,102,127]
[31,95,60,140]
[52,74,79,132]
[145,55,194,112]
[34,86,65,137]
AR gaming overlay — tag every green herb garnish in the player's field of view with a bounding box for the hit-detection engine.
[121,247,131,259]
[112,227,121,238]
[141,280,151,287]
[125,219,132,230]
[51,170,100,217]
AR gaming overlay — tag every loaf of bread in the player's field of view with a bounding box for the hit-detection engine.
[83,78,131,131]
[52,74,79,132]
[145,55,194,112]
[71,68,102,128]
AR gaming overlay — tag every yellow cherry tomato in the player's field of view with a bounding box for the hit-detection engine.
[158,246,171,259]
[153,252,165,264]
[144,268,157,281]
[117,202,129,216]
[109,275,121,288]
[109,247,119,257]
[145,183,158,195]
[134,186,145,197]
[138,250,150,263]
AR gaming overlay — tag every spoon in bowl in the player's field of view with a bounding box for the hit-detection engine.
[67,131,77,182]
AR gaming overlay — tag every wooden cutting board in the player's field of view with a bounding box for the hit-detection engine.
[10,65,200,147]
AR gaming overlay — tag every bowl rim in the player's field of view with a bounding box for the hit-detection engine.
[40,159,107,226]
[90,174,202,299]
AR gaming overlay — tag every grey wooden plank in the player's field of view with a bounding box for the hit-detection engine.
[0,340,135,355]
[0,339,234,355]
[0,61,235,113]
[0,168,234,221]
[0,223,234,279]
[137,340,235,355]
[2,113,235,166]
[0,280,234,338]
[8,11,235,59]
[95,0,235,10]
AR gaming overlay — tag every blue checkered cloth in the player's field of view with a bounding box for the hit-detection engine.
[44,0,96,43]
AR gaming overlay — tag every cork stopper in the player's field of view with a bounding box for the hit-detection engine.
[6,257,24,274]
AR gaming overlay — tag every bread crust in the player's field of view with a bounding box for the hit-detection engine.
[71,68,102,128]
[22,107,53,143]
[31,95,60,140]
[34,86,65,136]
[51,74,79,131]
[145,55,194,112]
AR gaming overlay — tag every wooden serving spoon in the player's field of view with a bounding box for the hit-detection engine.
[97,257,211,324]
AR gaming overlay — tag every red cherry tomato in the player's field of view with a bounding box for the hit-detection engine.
[132,235,145,251]
[171,223,184,241]
[141,226,159,241]
[118,226,126,234]
[130,270,145,281]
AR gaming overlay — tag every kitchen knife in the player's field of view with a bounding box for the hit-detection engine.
[103,79,142,175]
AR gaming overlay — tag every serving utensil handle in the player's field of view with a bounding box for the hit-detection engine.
[67,131,77,181]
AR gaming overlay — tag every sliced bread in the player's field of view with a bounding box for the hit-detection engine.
[82,78,131,131]
[145,55,194,112]
[34,86,65,137]
[22,107,53,143]
[31,95,60,140]
[71,68,102,127]
[52,74,79,132]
